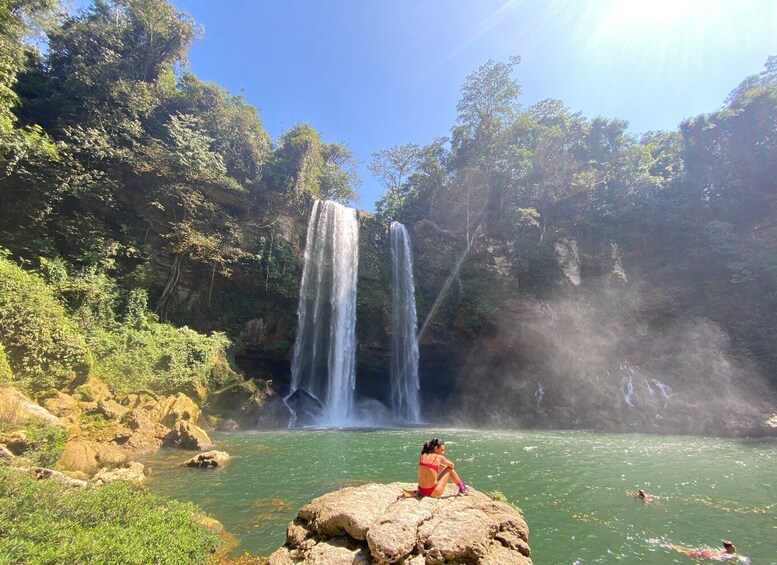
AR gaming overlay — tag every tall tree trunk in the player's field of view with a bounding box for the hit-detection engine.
[155,252,185,322]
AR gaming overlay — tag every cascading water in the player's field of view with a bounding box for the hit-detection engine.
[288,200,359,426]
[389,221,421,423]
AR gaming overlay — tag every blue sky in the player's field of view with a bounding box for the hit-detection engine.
[165,0,777,211]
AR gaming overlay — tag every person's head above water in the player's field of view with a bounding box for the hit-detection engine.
[722,541,736,553]
[421,438,445,454]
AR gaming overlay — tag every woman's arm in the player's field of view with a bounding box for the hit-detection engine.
[437,455,455,468]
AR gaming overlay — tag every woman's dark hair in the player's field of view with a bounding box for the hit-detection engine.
[421,438,444,455]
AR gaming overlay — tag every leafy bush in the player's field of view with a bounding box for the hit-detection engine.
[0,419,66,468]
[0,467,220,564]
[89,320,236,395]
[0,343,12,386]
[0,251,92,395]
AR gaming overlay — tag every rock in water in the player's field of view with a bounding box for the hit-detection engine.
[268,482,532,564]
[182,450,230,468]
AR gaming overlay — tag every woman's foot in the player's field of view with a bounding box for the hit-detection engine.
[458,486,470,495]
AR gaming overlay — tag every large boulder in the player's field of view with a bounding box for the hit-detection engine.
[284,388,323,427]
[103,408,168,456]
[170,420,213,450]
[57,439,99,475]
[268,482,532,565]
[0,387,65,428]
[156,393,201,427]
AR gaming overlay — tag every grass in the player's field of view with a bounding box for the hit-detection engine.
[0,467,221,564]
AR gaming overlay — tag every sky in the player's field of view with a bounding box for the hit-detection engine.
[163,0,777,211]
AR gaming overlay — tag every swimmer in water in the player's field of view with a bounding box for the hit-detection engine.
[667,540,737,560]
[635,489,655,502]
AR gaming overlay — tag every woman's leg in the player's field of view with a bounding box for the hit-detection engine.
[430,467,452,497]
[430,466,464,497]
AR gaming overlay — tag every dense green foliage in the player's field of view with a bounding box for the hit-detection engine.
[374,55,777,378]
[0,249,92,393]
[0,0,774,405]
[0,419,67,468]
[0,250,236,396]
[0,0,357,336]
[0,467,220,564]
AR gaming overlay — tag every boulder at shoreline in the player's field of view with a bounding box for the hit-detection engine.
[268,482,532,564]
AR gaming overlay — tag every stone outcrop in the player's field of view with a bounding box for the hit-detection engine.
[268,482,532,565]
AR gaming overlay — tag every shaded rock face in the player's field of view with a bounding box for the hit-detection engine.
[268,482,531,565]
[554,237,581,287]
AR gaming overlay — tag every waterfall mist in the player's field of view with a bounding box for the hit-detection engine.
[449,280,775,435]
[389,221,421,423]
[288,200,359,426]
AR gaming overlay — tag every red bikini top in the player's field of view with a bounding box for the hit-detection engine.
[419,457,440,472]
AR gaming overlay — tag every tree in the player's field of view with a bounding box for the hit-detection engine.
[370,143,421,220]
[320,142,360,204]
[269,123,360,203]
[44,0,197,130]
[452,55,521,166]
[0,0,58,173]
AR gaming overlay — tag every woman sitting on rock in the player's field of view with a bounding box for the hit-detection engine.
[406,438,468,498]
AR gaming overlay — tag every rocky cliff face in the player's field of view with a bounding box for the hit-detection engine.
[148,196,776,436]
[268,482,532,565]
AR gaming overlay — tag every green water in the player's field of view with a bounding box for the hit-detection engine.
[141,429,777,563]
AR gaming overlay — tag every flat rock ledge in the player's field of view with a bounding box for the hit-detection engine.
[268,482,532,565]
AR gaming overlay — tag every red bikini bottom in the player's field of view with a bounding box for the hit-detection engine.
[417,484,437,496]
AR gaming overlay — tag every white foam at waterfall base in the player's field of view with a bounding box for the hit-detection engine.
[288,200,359,427]
[390,221,421,423]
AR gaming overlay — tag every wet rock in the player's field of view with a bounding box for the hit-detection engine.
[194,514,224,535]
[217,418,240,431]
[182,450,230,468]
[284,388,322,427]
[268,482,532,565]
[554,237,581,286]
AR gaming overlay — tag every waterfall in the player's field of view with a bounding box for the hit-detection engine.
[389,222,421,423]
[289,200,359,426]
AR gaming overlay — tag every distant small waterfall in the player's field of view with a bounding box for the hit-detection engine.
[289,200,359,426]
[389,221,421,423]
